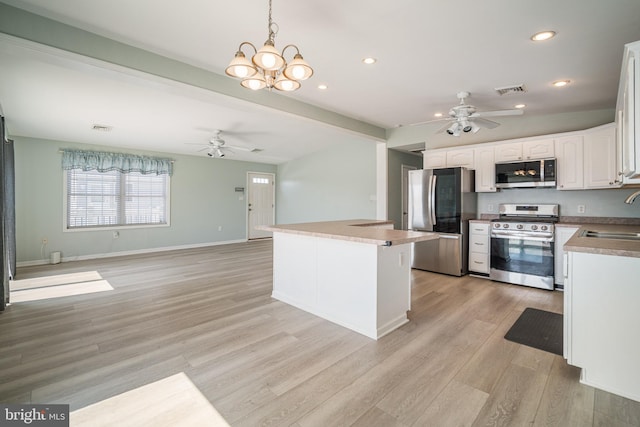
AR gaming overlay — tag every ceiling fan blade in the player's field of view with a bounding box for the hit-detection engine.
[197,147,209,152]
[472,109,523,118]
[472,117,501,129]
[227,144,261,152]
[404,117,452,127]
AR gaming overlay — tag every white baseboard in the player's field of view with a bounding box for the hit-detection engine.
[17,239,248,267]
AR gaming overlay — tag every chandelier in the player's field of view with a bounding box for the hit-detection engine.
[225,0,313,92]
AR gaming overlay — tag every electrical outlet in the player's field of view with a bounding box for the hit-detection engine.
[42,237,48,245]
[218,226,223,231]
[577,204,586,214]
[487,204,494,212]
[113,231,120,238]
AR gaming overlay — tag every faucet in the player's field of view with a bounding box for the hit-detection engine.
[624,190,640,204]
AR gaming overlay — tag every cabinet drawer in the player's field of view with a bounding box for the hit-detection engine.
[469,252,489,273]
[469,222,490,234]
[469,233,489,254]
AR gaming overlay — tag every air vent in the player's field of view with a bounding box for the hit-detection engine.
[494,84,527,96]
[91,124,113,132]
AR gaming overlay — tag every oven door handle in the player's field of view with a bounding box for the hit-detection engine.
[491,231,554,243]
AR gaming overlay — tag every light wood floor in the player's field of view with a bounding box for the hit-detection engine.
[1,240,639,426]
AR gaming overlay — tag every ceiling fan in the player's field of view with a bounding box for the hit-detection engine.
[417,91,524,136]
[186,129,261,158]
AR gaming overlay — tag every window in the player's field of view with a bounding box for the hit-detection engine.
[65,169,169,230]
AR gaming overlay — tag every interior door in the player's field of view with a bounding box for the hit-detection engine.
[247,172,275,240]
[401,164,417,230]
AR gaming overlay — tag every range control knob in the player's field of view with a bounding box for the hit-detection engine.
[531,225,538,230]
[541,225,548,231]
[516,224,524,230]
[494,223,500,228]
[503,224,509,229]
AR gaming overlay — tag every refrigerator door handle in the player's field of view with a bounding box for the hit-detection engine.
[430,174,437,226]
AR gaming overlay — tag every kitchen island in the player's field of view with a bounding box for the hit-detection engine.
[257,220,438,339]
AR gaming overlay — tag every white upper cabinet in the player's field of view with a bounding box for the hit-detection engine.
[423,147,474,169]
[423,150,447,169]
[616,40,640,183]
[495,139,554,163]
[555,135,584,190]
[494,143,523,162]
[446,149,474,168]
[474,146,496,192]
[522,139,555,159]
[584,123,621,188]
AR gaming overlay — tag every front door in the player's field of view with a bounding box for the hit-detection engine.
[247,172,275,239]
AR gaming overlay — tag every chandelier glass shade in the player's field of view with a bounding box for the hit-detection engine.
[225,0,313,92]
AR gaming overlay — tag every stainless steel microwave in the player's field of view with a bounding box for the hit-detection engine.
[495,159,556,189]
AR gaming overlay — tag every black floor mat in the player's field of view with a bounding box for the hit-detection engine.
[504,308,563,356]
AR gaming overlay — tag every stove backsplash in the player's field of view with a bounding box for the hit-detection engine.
[477,188,640,219]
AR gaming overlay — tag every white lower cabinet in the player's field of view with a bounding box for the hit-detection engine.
[564,250,640,401]
[468,221,490,275]
[554,226,579,287]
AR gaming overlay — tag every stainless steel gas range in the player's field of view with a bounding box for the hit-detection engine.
[490,203,559,290]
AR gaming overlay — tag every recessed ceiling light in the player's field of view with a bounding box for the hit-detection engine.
[362,57,377,65]
[317,84,328,90]
[531,31,556,42]
[553,80,570,87]
[434,113,443,118]
[514,104,526,109]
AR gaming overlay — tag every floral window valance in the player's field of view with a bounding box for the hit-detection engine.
[61,149,173,176]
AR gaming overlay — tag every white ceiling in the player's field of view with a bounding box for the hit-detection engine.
[1,0,640,163]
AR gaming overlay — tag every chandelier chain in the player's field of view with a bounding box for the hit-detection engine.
[267,0,278,43]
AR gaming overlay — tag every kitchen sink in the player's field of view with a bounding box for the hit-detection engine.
[581,230,640,241]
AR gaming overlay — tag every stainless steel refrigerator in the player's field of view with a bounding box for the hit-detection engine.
[408,168,477,276]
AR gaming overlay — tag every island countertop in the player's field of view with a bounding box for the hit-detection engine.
[257,219,438,246]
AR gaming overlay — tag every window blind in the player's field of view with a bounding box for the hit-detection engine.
[66,169,169,229]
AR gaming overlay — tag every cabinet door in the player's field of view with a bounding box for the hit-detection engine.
[554,227,579,286]
[555,136,584,190]
[584,124,621,188]
[446,149,474,168]
[473,147,496,192]
[423,151,447,169]
[494,143,522,162]
[522,139,555,159]
[620,53,638,178]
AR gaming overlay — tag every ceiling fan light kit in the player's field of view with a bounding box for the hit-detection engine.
[187,130,259,158]
[416,91,523,136]
[226,0,313,92]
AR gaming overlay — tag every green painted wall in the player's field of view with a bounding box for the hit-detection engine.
[14,137,276,263]
[387,149,422,229]
[276,140,377,224]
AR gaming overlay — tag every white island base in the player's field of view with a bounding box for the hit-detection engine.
[272,232,413,340]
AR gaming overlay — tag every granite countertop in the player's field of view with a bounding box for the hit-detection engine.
[257,219,439,246]
[564,224,640,258]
